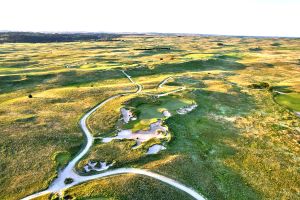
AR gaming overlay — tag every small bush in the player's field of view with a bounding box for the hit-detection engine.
[271,42,281,46]
[63,194,75,200]
[28,94,33,98]
[165,82,182,86]
[248,82,270,89]
[64,178,74,184]
[249,47,263,52]
[217,42,224,46]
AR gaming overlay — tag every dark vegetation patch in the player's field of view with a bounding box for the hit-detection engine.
[127,58,246,78]
[249,47,263,52]
[248,82,270,89]
[134,47,171,51]
[0,32,122,43]
[165,81,183,86]
[132,47,183,57]
[64,178,74,184]
[271,42,281,46]
[15,116,36,123]
[82,45,125,50]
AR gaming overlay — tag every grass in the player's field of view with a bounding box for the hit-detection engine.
[52,151,71,169]
[274,93,300,111]
[88,94,135,136]
[123,95,193,131]
[0,34,299,200]
[64,174,194,200]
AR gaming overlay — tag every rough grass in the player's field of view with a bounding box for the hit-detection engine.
[0,35,299,200]
[88,95,134,136]
[64,174,194,200]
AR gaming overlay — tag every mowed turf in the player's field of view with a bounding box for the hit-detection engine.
[0,35,299,200]
[274,93,300,112]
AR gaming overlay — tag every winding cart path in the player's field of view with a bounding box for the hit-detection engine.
[21,71,205,200]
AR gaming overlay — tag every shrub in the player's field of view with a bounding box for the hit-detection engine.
[248,82,270,89]
[249,47,263,52]
[64,178,74,184]
[63,194,75,200]
[271,42,281,46]
[28,94,33,98]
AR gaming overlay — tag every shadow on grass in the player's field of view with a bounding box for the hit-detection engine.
[101,88,261,199]
[128,58,246,77]
[1,56,245,96]
[153,89,261,199]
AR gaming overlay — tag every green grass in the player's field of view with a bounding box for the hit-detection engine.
[64,174,194,200]
[138,96,192,118]
[274,93,300,111]
[0,35,299,200]
[52,151,72,168]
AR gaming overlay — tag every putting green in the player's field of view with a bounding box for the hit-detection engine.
[124,96,194,131]
[274,93,300,112]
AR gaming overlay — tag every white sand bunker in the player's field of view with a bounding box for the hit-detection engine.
[162,110,172,118]
[147,144,166,154]
[102,120,168,147]
[84,161,113,173]
[177,104,198,115]
[120,108,136,123]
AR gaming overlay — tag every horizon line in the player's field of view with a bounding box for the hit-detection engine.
[1,30,299,39]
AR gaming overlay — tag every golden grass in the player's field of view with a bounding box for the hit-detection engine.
[0,35,299,200]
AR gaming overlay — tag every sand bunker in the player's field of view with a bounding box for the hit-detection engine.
[147,144,166,154]
[162,110,172,118]
[102,120,168,146]
[121,108,135,123]
[84,161,113,173]
[177,104,198,115]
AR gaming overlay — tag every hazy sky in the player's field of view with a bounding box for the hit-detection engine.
[1,0,299,37]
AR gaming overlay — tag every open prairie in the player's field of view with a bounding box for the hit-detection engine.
[0,34,299,200]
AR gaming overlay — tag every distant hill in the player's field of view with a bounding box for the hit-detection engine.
[0,32,123,43]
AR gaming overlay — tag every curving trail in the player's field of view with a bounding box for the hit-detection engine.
[121,70,142,93]
[156,86,186,97]
[158,76,173,88]
[21,71,205,200]
[143,76,186,98]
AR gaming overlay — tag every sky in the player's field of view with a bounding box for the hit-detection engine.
[0,0,299,37]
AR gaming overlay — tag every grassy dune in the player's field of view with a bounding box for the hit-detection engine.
[0,35,299,200]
